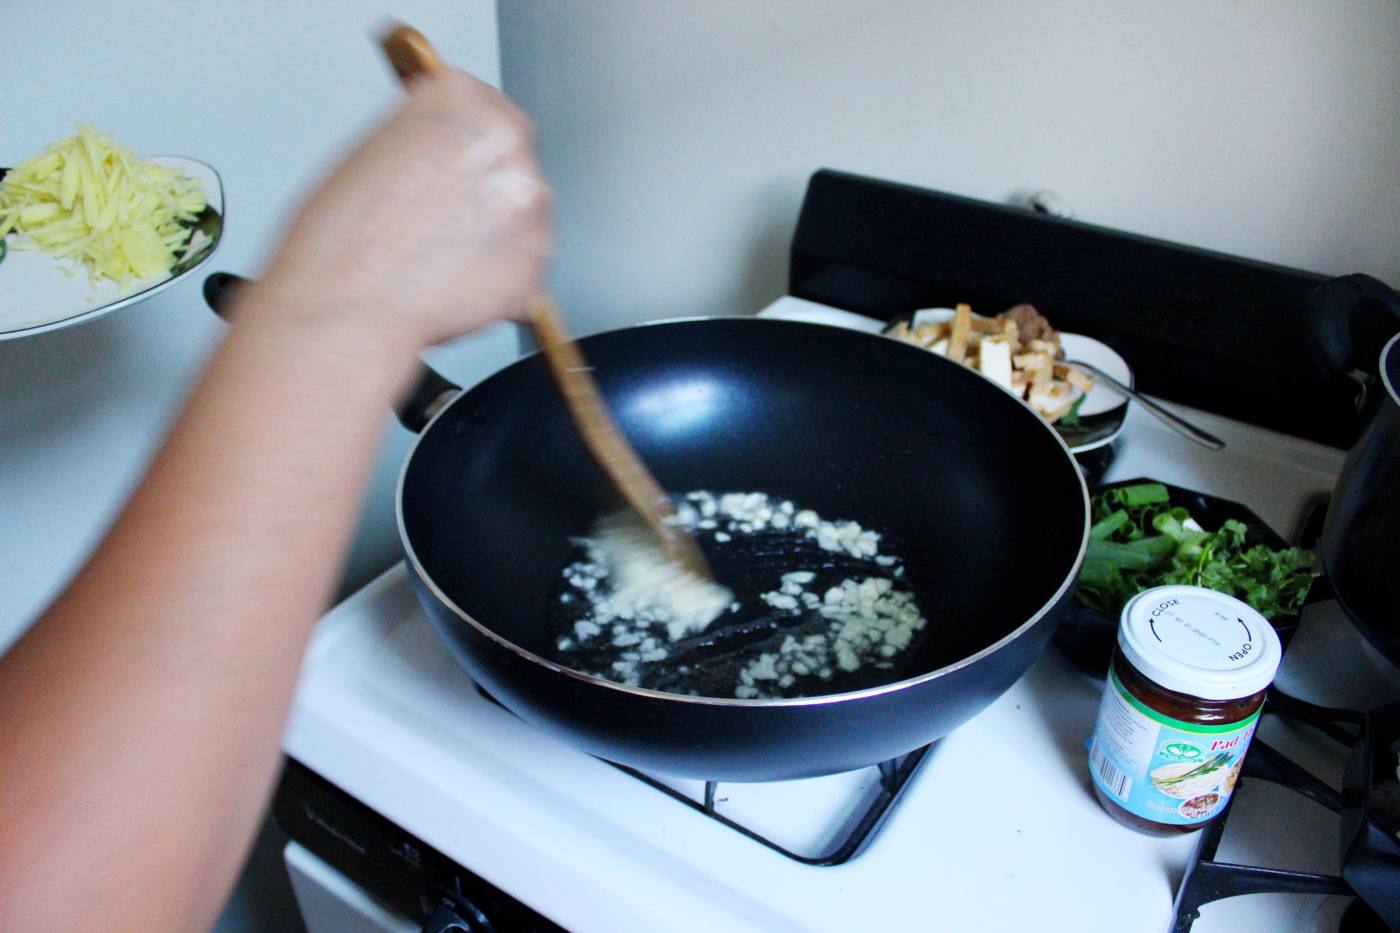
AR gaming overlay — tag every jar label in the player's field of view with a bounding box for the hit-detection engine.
[1088,670,1258,825]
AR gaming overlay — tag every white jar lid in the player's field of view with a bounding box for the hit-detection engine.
[1118,585,1282,700]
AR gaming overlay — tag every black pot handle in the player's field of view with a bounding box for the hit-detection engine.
[1307,273,1400,379]
[201,271,462,433]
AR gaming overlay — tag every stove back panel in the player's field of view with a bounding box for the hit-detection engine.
[789,169,1365,448]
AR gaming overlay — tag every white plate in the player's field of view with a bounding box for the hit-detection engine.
[1055,332,1132,453]
[0,156,223,340]
[755,298,1134,453]
[756,297,887,334]
[1060,333,1130,416]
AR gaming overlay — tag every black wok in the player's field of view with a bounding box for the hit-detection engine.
[205,274,1089,781]
[399,320,1090,780]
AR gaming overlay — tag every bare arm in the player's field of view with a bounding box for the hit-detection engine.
[0,69,549,931]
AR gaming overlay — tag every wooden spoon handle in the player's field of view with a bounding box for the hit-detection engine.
[377,25,712,579]
[381,24,446,79]
[529,297,686,543]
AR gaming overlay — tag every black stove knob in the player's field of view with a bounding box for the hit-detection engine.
[421,899,496,933]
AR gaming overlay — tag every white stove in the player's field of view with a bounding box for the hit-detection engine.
[279,304,1400,933]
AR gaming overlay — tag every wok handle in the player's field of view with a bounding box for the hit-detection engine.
[200,271,461,433]
[201,270,244,321]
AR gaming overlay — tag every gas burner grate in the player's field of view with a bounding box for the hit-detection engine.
[473,682,932,866]
[1172,689,1393,933]
[609,744,934,867]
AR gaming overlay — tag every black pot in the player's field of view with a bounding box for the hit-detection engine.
[1310,275,1400,666]
[1322,334,1400,664]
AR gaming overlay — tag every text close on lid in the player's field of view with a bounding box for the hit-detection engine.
[1118,585,1282,700]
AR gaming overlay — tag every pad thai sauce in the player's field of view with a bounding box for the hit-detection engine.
[1095,647,1266,836]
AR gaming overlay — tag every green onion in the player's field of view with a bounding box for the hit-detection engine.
[1090,509,1130,540]
[1116,482,1170,507]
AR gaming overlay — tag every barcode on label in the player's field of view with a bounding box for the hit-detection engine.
[1090,741,1132,800]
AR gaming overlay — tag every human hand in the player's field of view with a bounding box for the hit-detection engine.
[252,68,551,355]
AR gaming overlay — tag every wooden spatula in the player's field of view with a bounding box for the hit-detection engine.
[379,25,718,589]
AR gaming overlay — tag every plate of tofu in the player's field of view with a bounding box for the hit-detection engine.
[885,304,1132,453]
[753,297,1132,454]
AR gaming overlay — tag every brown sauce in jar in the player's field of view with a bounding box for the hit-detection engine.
[1086,586,1281,835]
[1094,646,1266,836]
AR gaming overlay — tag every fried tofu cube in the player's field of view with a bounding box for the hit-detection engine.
[979,336,1014,390]
[1000,319,1020,353]
[1014,351,1054,389]
[948,303,973,363]
[1028,383,1076,422]
[912,323,946,348]
[1055,364,1095,393]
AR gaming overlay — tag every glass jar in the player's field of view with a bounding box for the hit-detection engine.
[1087,585,1282,835]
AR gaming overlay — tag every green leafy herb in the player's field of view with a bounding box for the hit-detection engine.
[1058,393,1088,427]
[1074,483,1318,621]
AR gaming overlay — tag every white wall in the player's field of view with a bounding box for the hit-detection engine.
[499,0,1400,337]
[0,2,511,649]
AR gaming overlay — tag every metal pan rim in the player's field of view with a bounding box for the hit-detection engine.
[1382,332,1399,408]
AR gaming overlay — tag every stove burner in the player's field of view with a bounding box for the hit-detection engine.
[473,683,932,865]
[1172,688,1397,932]
[610,745,934,866]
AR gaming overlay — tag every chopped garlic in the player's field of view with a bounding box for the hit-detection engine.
[553,491,926,700]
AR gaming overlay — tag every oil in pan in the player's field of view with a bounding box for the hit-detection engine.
[546,491,931,699]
